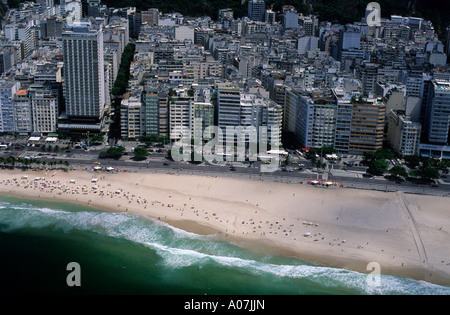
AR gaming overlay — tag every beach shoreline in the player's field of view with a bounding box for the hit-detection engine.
[1,168,449,287]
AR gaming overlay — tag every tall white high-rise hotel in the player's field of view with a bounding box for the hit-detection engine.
[62,22,105,130]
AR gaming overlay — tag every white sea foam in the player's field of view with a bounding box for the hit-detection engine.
[1,202,450,295]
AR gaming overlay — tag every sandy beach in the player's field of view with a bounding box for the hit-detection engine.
[0,168,449,287]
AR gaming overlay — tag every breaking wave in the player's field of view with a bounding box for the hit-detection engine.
[1,199,449,295]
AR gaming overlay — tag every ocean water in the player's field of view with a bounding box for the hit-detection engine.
[0,196,449,295]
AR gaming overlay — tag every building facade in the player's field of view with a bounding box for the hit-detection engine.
[0,80,20,133]
[349,98,386,154]
[62,22,105,132]
[30,91,58,133]
[424,79,450,145]
[121,95,144,139]
[248,0,265,22]
[142,86,159,136]
[387,109,421,156]
[13,89,32,134]
[217,82,241,128]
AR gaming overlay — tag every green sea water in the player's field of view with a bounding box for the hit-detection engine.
[0,196,449,295]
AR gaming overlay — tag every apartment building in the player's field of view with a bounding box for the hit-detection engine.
[142,85,159,136]
[62,22,105,132]
[217,82,241,128]
[31,91,58,133]
[169,89,193,140]
[333,88,353,153]
[387,109,421,156]
[0,80,20,133]
[121,95,144,139]
[192,102,214,140]
[424,79,450,145]
[349,97,386,154]
[13,89,32,134]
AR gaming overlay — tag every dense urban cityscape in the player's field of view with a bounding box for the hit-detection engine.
[0,0,449,187]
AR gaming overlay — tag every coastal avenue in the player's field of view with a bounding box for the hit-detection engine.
[12,145,450,198]
[3,134,449,197]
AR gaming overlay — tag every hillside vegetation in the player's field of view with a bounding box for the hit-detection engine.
[101,0,448,38]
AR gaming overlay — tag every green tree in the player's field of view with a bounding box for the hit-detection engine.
[374,148,395,161]
[367,159,388,176]
[111,43,135,97]
[89,135,104,145]
[410,167,440,181]
[99,146,126,159]
[321,146,336,156]
[404,155,421,169]
[363,148,394,164]
[133,147,149,161]
[388,165,408,179]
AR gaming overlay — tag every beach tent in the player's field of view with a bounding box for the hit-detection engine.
[91,178,98,182]
[69,179,76,183]
[21,175,28,179]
